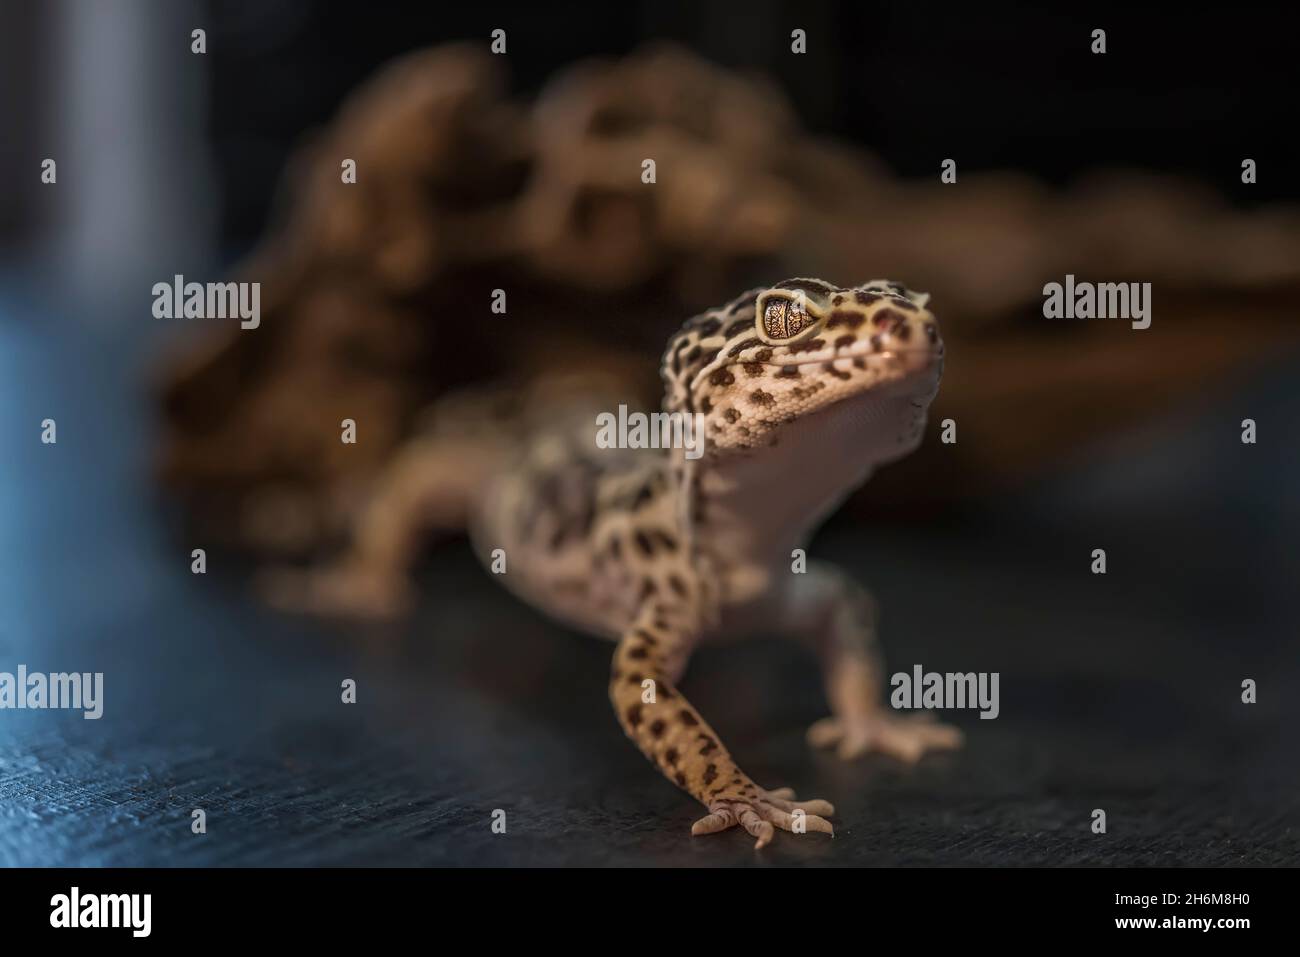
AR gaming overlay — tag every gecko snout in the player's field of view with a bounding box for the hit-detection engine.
[870,308,942,355]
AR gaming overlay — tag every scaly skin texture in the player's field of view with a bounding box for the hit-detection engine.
[264,278,963,849]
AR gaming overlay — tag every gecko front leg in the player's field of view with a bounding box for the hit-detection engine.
[610,604,834,849]
[779,562,964,763]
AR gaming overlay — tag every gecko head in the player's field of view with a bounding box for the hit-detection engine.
[662,278,944,460]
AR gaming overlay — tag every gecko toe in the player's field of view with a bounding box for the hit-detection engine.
[692,809,736,835]
[815,713,965,763]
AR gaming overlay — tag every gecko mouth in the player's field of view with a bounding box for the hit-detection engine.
[739,342,943,400]
[794,344,942,365]
[761,342,944,371]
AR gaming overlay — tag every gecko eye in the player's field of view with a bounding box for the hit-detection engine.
[755,291,824,345]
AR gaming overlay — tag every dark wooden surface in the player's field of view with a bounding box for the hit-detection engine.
[1,307,1297,867]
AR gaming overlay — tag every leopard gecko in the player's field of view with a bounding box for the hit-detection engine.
[265,278,963,848]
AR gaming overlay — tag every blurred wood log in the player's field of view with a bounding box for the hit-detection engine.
[154,43,1300,555]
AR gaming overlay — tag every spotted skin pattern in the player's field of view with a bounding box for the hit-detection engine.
[264,278,963,849]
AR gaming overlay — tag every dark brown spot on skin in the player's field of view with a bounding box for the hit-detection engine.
[627,646,649,660]
[679,710,699,726]
[724,408,740,422]
[743,362,764,377]
[895,322,912,341]
[728,336,762,357]
[776,365,801,378]
[753,347,773,362]
[786,337,826,355]
[631,483,655,509]
[870,334,883,352]
[627,673,643,684]
[834,334,856,349]
[832,294,845,305]
[853,357,867,370]
[675,772,687,787]
[708,368,735,387]
[696,318,722,337]
[652,532,677,553]
[671,342,687,374]
[698,735,718,756]
[702,764,719,786]
[825,362,851,380]
[626,704,643,729]
[724,318,751,336]
[686,345,702,363]
[639,579,658,601]
[699,348,720,366]
[668,575,688,597]
[665,747,679,765]
[891,298,919,311]
[750,389,775,407]
[700,396,713,414]
[634,531,654,556]
[649,719,666,738]
[826,310,867,330]
[634,629,658,645]
[855,291,882,305]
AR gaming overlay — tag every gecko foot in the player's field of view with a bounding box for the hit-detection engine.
[691,786,835,850]
[807,712,963,763]
[258,563,414,620]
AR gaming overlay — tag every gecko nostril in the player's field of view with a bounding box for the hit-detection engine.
[924,323,938,344]
[872,309,905,332]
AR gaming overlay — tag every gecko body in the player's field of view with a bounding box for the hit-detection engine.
[266,278,962,848]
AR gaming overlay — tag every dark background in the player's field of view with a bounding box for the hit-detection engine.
[0,1,1297,866]
[5,2,1300,252]
[211,3,1300,241]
